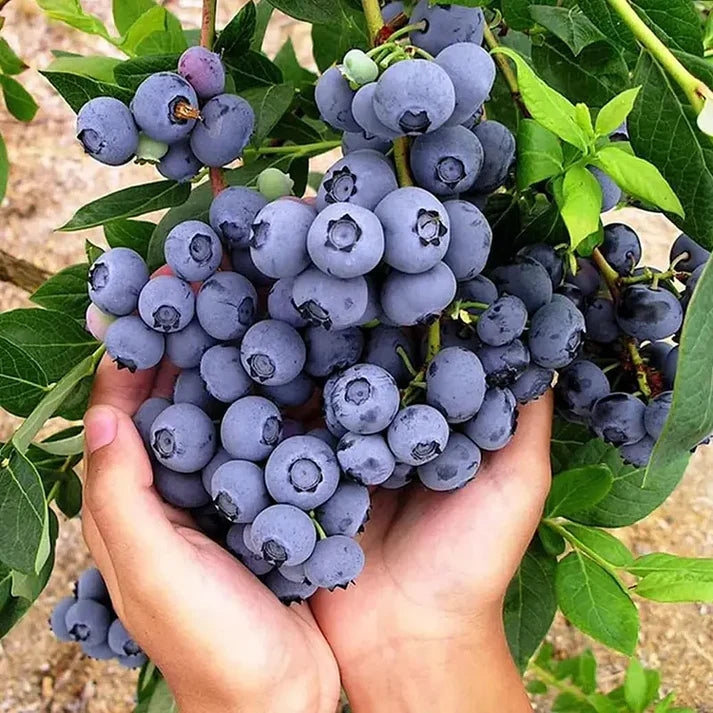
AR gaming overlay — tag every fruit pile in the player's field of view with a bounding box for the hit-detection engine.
[76,45,253,180]
[71,0,709,610]
[50,567,147,667]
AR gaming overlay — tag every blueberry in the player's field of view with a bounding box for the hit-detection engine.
[601,223,642,276]
[88,248,149,317]
[342,131,392,155]
[307,202,385,279]
[240,320,306,387]
[226,524,274,575]
[323,374,349,440]
[165,220,223,282]
[426,346,486,423]
[201,447,232,493]
[138,275,195,334]
[387,405,450,466]
[644,391,673,441]
[518,243,564,288]
[589,167,621,212]
[76,567,109,603]
[157,139,203,183]
[329,363,401,435]
[65,600,112,647]
[133,397,171,448]
[249,199,315,278]
[315,66,360,133]
[190,94,255,167]
[566,258,600,297]
[196,271,257,341]
[476,295,528,347]
[364,325,417,386]
[105,316,165,372]
[410,0,485,55]
[165,319,217,369]
[292,267,369,330]
[510,366,554,404]
[108,620,143,658]
[131,72,199,144]
[411,126,484,196]
[264,570,318,604]
[351,82,401,140]
[664,346,678,390]
[591,392,647,446]
[615,285,683,341]
[381,262,457,326]
[314,481,370,537]
[374,59,456,136]
[200,344,253,403]
[303,536,365,590]
[178,46,225,100]
[50,597,76,642]
[619,436,656,467]
[443,200,492,282]
[417,432,482,492]
[471,121,516,193]
[265,435,341,510]
[261,371,314,408]
[150,403,216,473]
[211,460,271,523]
[304,325,365,377]
[209,186,268,248]
[221,396,282,462]
[381,462,415,490]
[230,247,274,287]
[376,187,451,274]
[585,298,620,343]
[477,339,530,387]
[670,233,710,273]
[76,97,139,166]
[317,150,398,212]
[250,504,317,567]
[491,256,553,314]
[463,387,518,451]
[266,277,307,328]
[556,360,611,417]
[529,296,586,369]
[457,274,498,306]
[154,465,211,508]
[556,284,586,312]
[175,361,222,416]
[435,43,495,126]
[337,432,396,486]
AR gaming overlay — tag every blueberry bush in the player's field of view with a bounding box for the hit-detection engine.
[2,0,713,708]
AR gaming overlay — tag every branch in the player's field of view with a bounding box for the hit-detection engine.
[483,25,529,117]
[0,249,51,293]
[201,0,224,196]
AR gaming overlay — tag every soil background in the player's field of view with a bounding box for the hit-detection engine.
[0,1,711,710]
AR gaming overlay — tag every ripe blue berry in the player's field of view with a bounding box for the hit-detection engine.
[165,319,217,369]
[304,536,365,590]
[196,271,257,341]
[304,325,364,377]
[150,403,216,473]
[138,276,195,334]
[387,405,450,466]
[154,465,211,508]
[250,504,317,567]
[157,140,203,183]
[268,277,309,328]
[209,186,268,248]
[314,481,370,537]
[65,600,112,647]
[226,524,274,575]
[240,320,307,387]
[88,248,149,317]
[426,346,486,423]
[417,432,482,492]
[211,460,271,523]
[443,200,492,282]
[464,387,518,451]
[200,344,253,403]
[315,66,360,132]
[221,396,282,462]
[165,220,223,282]
[105,316,165,372]
[77,97,139,166]
[337,432,395,486]
[410,0,485,55]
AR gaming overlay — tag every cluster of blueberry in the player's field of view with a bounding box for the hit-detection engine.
[49,568,147,667]
[76,46,253,181]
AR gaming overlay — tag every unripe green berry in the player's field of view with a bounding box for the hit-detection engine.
[258,168,295,201]
[342,49,379,86]
[135,134,169,165]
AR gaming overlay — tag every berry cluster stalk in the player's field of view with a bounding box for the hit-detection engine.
[201,0,227,196]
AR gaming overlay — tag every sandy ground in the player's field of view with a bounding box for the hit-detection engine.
[0,1,711,710]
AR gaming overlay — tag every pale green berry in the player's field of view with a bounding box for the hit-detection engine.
[258,168,295,201]
[343,49,379,86]
[135,134,169,165]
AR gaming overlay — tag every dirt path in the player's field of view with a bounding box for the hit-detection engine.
[0,2,711,710]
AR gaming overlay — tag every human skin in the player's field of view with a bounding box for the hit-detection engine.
[82,356,550,712]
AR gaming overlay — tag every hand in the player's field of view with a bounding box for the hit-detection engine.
[310,393,553,713]
[82,357,339,713]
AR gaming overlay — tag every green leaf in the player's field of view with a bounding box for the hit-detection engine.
[628,553,713,577]
[654,693,677,713]
[227,50,283,90]
[552,692,596,712]
[556,551,639,655]
[30,264,89,321]
[41,70,134,113]
[629,52,713,246]
[551,419,592,474]
[0,37,27,75]
[0,134,8,205]
[264,0,336,23]
[531,37,630,109]
[132,11,187,56]
[312,1,369,73]
[272,113,324,144]
[104,219,155,259]
[118,6,175,56]
[134,677,178,713]
[516,119,564,189]
[252,1,274,51]
[504,543,557,672]
[36,0,111,41]
[527,680,548,695]
[113,0,155,34]
[595,87,641,137]
[242,83,295,147]
[113,54,182,91]
[85,240,104,265]
[0,338,50,418]
[46,54,122,83]
[60,180,190,231]
[215,1,256,61]
[0,76,38,122]
[631,557,713,603]
[555,649,597,694]
[625,659,648,713]
[591,145,684,217]
[529,5,604,56]
[0,449,47,573]
[545,465,613,518]
[147,155,293,269]
[490,47,588,151]
[560,523,634,568]
[538,523,565,557]
[56,470,82,518]
[556,164,603,249]
[274,38,318,89]
[503,0,557,31]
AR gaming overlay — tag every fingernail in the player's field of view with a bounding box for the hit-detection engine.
[84,406,118,454]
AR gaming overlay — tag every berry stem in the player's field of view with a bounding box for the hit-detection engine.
[627,339,653,400]
[311,515,328,541]
[592,248,621,299]
[386,21,427,44]
[605,0,708,112]
[46,480,62,504]
[247,140,342,157]
[482,24,529,118]
[396,346,419,378]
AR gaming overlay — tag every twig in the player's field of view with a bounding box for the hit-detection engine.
[483,25,529,117]
[0,249,51,293]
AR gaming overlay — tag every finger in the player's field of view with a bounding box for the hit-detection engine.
[90,356,157,416]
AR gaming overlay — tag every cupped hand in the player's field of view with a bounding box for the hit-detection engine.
[310,393,554,713]
[81,357,339,713]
